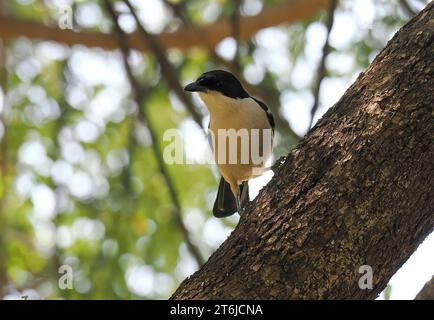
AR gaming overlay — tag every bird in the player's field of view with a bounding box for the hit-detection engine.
[184,70,274,218]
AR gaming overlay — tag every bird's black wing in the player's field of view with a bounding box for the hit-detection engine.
[251,97,275,133]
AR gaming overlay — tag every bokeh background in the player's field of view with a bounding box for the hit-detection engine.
[0,0,432,300]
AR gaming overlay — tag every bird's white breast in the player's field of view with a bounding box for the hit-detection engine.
[198,91,273,185]
[198,91,271,132]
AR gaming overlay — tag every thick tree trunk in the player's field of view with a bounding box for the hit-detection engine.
[171,3,434,300]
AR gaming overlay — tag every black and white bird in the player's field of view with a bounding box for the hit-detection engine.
[184,70,274,218]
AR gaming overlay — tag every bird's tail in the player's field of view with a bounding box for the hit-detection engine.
[213,177,249,218]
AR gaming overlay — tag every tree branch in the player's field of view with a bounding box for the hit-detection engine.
[171,2,434,299]
[160,0,303,148]
[415,276,434,300]
[211,53,301,141]
[308,0,337,130]
[399,0,418,17]
[231,0,242,70]
[0,0,329,52]
[0,38,8,297]
[0,0,321,142]
[103,0,205,267]
[162,0,189,24]
[0,0,10,292]
[121,0,203,128]
[159,0,302,142]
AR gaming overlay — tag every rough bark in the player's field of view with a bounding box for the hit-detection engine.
[171,3,434,300]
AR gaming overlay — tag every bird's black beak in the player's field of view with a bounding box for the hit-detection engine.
[184,82,208,93]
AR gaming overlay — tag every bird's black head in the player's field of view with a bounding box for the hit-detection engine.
[184,70,249,99]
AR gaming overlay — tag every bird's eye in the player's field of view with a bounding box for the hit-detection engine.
[199,78,209,86]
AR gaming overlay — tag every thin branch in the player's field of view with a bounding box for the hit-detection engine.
[231,0,242,70]
[176,3,302,141]
[212,53,301,141]
[0,38,8,297]
[172,0,302,142]
[121,120,138,195]
[0,0,9,290]
[308,0,337,131]
[399,0,418,17]
[160,0,301,143]
[161,0,301,142]
[121,0,203,128]
[103,0,205,266]
[49,59,73,299]
[0,0,330,52]
[0,0,320,140]
[162,0,189,24]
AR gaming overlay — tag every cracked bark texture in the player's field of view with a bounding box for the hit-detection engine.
[171,3,434,300]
